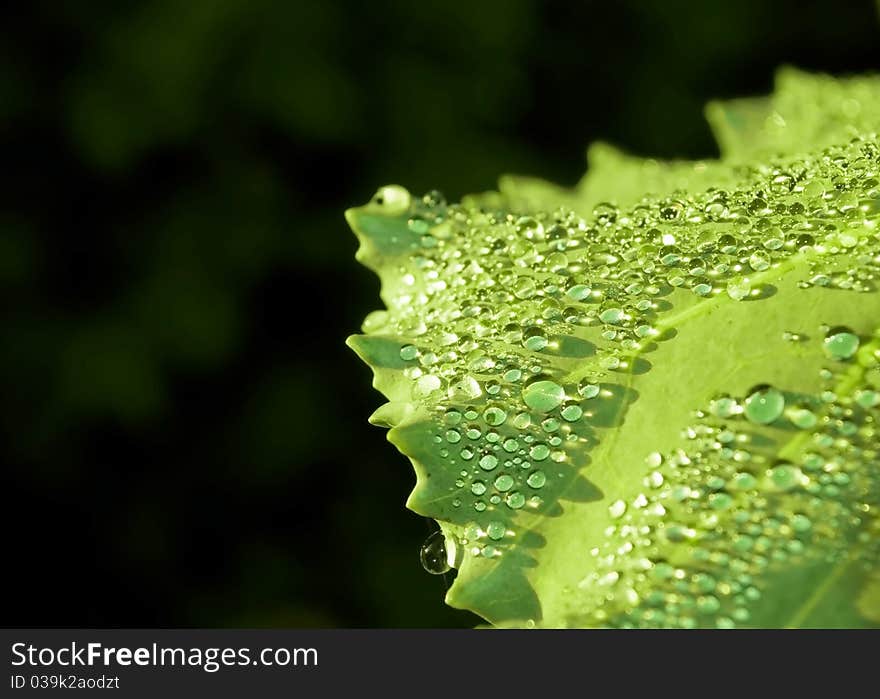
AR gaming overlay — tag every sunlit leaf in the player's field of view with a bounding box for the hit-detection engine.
[347,69,880,628]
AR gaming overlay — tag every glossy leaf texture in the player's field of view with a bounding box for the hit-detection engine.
[346,68,880,628]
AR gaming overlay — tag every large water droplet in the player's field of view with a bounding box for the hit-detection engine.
[494,474,514,492]
[744,385,785,424]
[486,521,506,540]
[370,185,411,215]
[522,380,566,412]
[823,327,859,360]
[420,530,451,574]
[527,470,547,488]
[479,454,499,471]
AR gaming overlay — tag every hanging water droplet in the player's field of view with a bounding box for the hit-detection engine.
[420,530,451,574]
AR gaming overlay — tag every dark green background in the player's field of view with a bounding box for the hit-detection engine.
[3,0,879,627]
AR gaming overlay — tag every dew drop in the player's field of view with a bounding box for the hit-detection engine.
[483,407,508,426]
[748,251,771,271]
[513,412,532,429]
[744,386,785,424]
[526,471,547,489]
[494,474,515,492]
[567,284,592,301]
[479,454,499,471]
[823,327,860,360]
[448,375,482,400]
[522,380,566,412]
[599,307,626,324]
[371,185,411,214]
[400,345,419,361]
[486,521,506,540]
[726,279,752,301]
[578,381,600,399]
[529,444,551,461]
[709,395,740,418]
[765,462,804,492]
[420,530,451,574]
[609,500,627,519]
[561,404,584,421]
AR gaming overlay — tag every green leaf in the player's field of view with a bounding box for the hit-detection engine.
[347,68,880,628]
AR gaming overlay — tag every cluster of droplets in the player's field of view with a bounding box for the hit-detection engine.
[566,327,879,628]
[366,135,880,566]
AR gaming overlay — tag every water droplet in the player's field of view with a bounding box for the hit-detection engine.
[513,412,532,429]
[765,462,804,492]
[522,380,566,412]
[420,530,451,574]
[748,251,771,271]
[515,216,544,240]
[561,404,583,421]
[578,381,600,399]
[609,500,627,518]
[744,386,785,424]
[415,375,441,396]
[855,390,880,408]
[709,395,740,418]
[599,307,626,324]
[506,491,526,509]
[787,406,817,429]
[726,279,751,301]
[513,277,537,299]
[486,521,506,540]
[494,474,514,492]
[448,375,482,400]
[823,327,859,360]
[527,471,547,488]
[790,514,812,532]
[730,472,758,490]
[541,417,561,432]
[479,454,499,471]
[400,345,419,361]
[483,407,507,426]
[567,284,592,301]
[529,444,550,461]
[371,185,411,215]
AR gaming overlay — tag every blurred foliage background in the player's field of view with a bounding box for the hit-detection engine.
[2,0,879,627]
